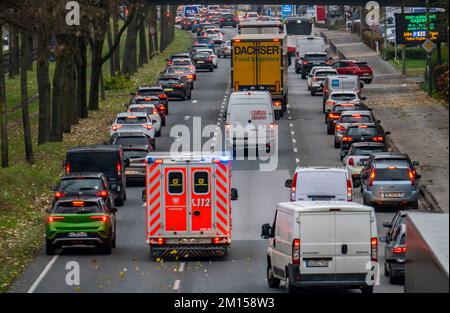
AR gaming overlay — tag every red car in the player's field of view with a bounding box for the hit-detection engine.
[331,60,374,84]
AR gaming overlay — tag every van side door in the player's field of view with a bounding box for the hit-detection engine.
[271,209,294,279]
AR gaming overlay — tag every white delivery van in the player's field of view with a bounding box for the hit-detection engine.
[261,201,378,293]
[295,37,325,67]
[285,167,353,202]
[225,91,276,155]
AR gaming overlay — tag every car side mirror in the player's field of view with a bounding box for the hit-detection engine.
[385,131,391,135]
[142,190,146,202]
[261,223,273,239]
[46,208,52,214]
[152,119,158,124]
[285,179,292,188]
[124,158,130,167]
[62,160,66,168]
[230,188,238,201]
[110,207,118,213]
[382,222,392,228]
[412,161,420,166]
[376,120,381,123]
[361,96,367,100]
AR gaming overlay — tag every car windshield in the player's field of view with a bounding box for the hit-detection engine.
[67,152,116,176]
[331,94,357,101]
[347,127,378,136]
[285,20,312,35]
[316,71,336,77]
[123,149,149,159]
[159,78,180,85]
[114,137,148,146]
[59,178,103,191]
[53,202,102,214]
[351,146,385,156]
[116,116,147,124]
[375,168,410,181]
[340,115,372,123]
[306,55,327,61]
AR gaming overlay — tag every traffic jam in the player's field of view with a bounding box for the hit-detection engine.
[13,4,447,296]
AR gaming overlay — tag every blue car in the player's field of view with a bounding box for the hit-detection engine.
[193,37,214,50]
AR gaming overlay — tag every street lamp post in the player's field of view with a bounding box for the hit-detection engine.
[426,0,432,96]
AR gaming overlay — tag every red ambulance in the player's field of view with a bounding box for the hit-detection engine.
[143,152,237,259]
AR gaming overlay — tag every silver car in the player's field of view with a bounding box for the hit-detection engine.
[216,40,231,58]
[361,162,420,209]
[110,112,155,147]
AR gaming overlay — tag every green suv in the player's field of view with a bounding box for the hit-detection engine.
[46,197,117,255]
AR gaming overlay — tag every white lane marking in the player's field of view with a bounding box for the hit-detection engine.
[292,138,296,143]
[289,123,293,127]
[27,255,60,293]
[293,148,298,153]
[142,203,146,207]
[288,110,291,114]
[191,100,198,104]
[291,131,295,135]
[178,262,185,272]
[173,279,181,290]
[288,116,292,120]
[296,158,300,163]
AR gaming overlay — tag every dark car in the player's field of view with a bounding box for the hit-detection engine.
[51,172,113,209]
[325,103,366,134]
[190,44,209,57]
[64,145,129,206]
[191,52,214,71]
[163,66,196,89]
[219,14,237,27]
[298,52,330,78]
[158,75,192,100]
[129,95,166,126]
[340,124,390,157]
[121,145,152,182]
[134,86,169,114]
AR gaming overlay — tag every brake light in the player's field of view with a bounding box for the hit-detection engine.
[117,162,122,176]
[358,125,368,128]
[152,108,158,115]
[150,237,165,245]
[167,60,173,66]
[208,56,213,62]
[335,124,345,131]
[96,190,109,197]
[291,172,298,201]
[329,113,340,119]
[273,101,281,107]
[158,93,167,99]
[72,201,84,206]
[408,168,415,186]
[173,84,184,88]
[347,178,352,201]
[65,163,70,174]
[368,169,376,186]
[142,124,153,130]
[90,215,108,222]
[326,99,335,106]
[187,74,194,79]
[54,191,65,199]
[234,39,240,43]
[48,216,64,223]
[269,123,276,129]
[393,246,407,254]
[351,114,362,118]
[348,157,354,166]
[302,60,308,65]
[292,239,300,265]
[158,105,165,111]
[111,124,122,131]
[342,136,352,142]
[371,237,378,261]
[372,136,384,142]
[225,123,231,129]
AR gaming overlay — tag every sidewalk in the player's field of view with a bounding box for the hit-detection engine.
[320,29,449,213]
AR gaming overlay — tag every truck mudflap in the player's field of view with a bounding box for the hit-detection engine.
[150,245,228,259]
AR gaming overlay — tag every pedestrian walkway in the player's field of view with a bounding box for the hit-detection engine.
[319,28,449,213]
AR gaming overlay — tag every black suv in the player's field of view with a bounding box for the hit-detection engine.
[298,52,330,78]
[191,52,214,72]
[133,86,169,114]
[64,145,129,206]
[340,124,391,158]
[158,75,192,100]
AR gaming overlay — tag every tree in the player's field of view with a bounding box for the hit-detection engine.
[0,23,8,168]
[20,30,34,163]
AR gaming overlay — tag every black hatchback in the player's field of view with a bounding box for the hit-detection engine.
[191,52,214,71]
[340,124,391,157]
[158,75,192,100]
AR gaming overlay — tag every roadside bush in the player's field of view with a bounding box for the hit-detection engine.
[434,64,449,100]
[104,73,132,90]
[383,47,427,60]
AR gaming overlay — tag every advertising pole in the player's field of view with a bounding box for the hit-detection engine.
[426,0,432,96]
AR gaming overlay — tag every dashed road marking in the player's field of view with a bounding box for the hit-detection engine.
[293,148,298,153]
[27,255,59,293]
[173,279,181,290]
[191,100,198,104]
[178,262,185,272]
[296,158,300,163]
[291,131,295,135]
[292,138,296,143]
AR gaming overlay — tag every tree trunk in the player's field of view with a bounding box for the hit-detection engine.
[138,9,148,67]
[20,31,34,164]
[148,6,158,59]
[77,35,88,118]
[106,20,116,76]
[122,12,139,75]
[112,8,121,73]
[27,34,34,71]
[37,30,51,145]
[8,25,20,78]
[100,69,106,100]
[88,39,103,110]
[159,5,167,52]
[0,24,8,167]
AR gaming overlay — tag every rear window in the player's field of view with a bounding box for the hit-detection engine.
[159,78,180,84]
[129,106,156,115]
[123,149,148,159]
[206,29,220,34]
[316,71,337,77]
[355,62,369,68]
[114,136,149,146]
[352,146,386,156]
[333,105,358,112]
[375,168,410,181]
[306,54,327,61]
[193,171,209,194]
[193,53,209,58]
[166,67,190,74]
[331,93,357,101]
[60,178,103,192]
[340,115,372,123]
[347,127,378,136]
[168,171,184,194]
[116,116,148,124]
[133,99,160,105]
[67,152,117,176]
[54,201,102,214]
[172,60,191,66]
[297,171,347,195]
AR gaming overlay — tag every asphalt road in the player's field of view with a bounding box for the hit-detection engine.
[9,27,403,293]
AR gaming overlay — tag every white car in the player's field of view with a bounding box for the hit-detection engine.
[196,48,218,68]
[306,67,336,92]
[205,28,223,43]
[261,201,378,293]
[128,104,162,137]
[110,112,155,143]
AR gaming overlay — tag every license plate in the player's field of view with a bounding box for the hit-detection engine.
[306,259,329,267]
[197,61,204,63]
[164,88,173,92]
[68,232,87,238]
[384,192,404,198]
[363,73,370,76]
[126,170,140,175]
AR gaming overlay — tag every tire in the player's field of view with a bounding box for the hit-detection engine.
[384,263,389,277]
[410,201,419,210]
[101,238,112,255]
[183,91,188,101]
[365,79,372,84]
[156,129,161,137]
[327,126,333,135]
[161,117,166,127]
[307,85,311,91]
[285,274,296,293]
[361,286,373,294]
[165,104,169,115]
[214,63,218,68]
[209,67,213,72]
[191,83,194,90]
[295,68,300,74]
[274,110,281,120]
[310,90,315,96]
[267,262,280,288]
[334,139,340,148]
[115,197,124,207]
[188,90,192,100]
[45,239,56,255]
[112,231,116,248]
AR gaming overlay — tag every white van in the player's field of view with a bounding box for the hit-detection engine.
[261,201,378,293]
[225,91,275,154]
[295,37,325,66]
[285,167,353,202]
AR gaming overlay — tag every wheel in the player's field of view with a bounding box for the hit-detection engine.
[183,91,188,101]
[363,194,369,206]
[274,110,281,120]
[209,67,213,72]
[361,286,373,294]
[188,90,192,100]
[267,263,280,288]
[112,231,116,248]
[114,191,124,206]
[310,90,315,96]
[410,201,419,210]
[45,239,55,255]
[295,68,300,74]
[101,238,112,255]
[365,79,372,84]
[384,262,389,277]
[214,63,218,68]
[156,129,161,137]
[285,274,296,293]
[161,117,166,127]
[327,126,333,135]
[307,85,311,91]
[334,139,340,149]
[191,83,194,90]
[301,73,306,79]
[165,104,169,115]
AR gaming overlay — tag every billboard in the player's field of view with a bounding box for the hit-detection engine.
[281,5,294,17]
[183,5,199,17]
[395,12,447,44]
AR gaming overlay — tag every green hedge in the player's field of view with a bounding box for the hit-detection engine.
[383,46,427,60]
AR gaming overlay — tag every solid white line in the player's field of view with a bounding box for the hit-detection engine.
[27,255,59,293]
[142,203,146,207]
[178,262,185,272]
[173,279,181,290]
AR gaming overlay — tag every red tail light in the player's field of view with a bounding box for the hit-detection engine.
[117,162,122,176]
[292,239,301,265]
[158,93,167,99]
[408,168,415,186]
[152,108,158,115]
[273,101,282,107]
[312,77,318,82]
[149,237,165,245]
[173,84,184,88]
[48,216,64,223]
[372,136,384,142]
[335,124,345,131]
[142,124,153,130]
[371,237,378,261]
[90,215,108,222]
[368,169,376,186]
[393,246,407,254]
[348,157,354,166]
[65,163,70,174]
[302,60,308,65]
[111,124,122,131]
[167,60,173,66]
[326,100,336,107]
[291,172,298,201]
[342,136,352,142]
[96,190,109,197]
[54,191,65,199]
[208,56,213,62]
[220,18,225,22]
[347,178,352,201]
[329,113,340,119]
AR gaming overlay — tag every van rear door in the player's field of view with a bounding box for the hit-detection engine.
[335,211,371,274]
[299,212,336,275]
